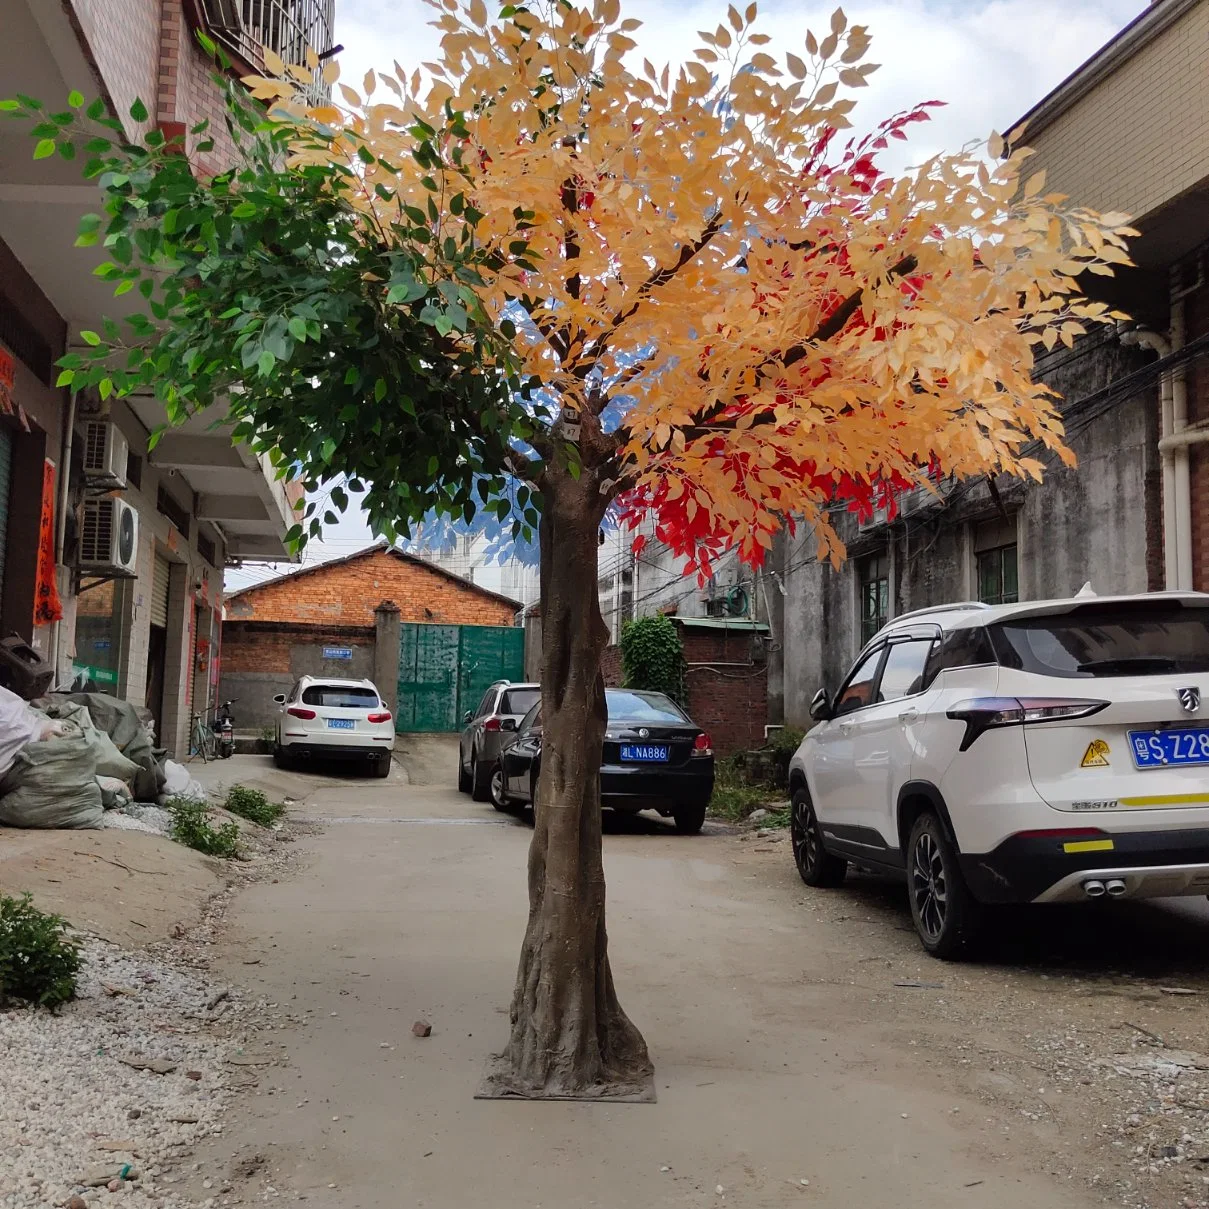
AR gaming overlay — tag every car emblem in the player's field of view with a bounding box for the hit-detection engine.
[638,727,649,738]
[1178,687,1201,715]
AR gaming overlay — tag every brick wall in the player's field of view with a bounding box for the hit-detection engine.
[226,549,520,629]
[220,621,378,728]
[600,628,769,757]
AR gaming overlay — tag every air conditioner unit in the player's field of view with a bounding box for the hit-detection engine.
[79,497,139,577]
[81,420,129,489]
[704,597,726,618]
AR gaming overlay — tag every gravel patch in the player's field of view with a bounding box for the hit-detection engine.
[0,938,242,1208]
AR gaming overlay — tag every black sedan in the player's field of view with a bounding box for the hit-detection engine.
[490,688,715,833]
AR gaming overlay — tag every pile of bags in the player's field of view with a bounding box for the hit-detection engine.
[0,687,170,830]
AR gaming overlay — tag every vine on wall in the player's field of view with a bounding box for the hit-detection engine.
[619,614,687,707]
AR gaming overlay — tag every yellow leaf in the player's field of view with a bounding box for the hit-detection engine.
[339,83,362,108]
[805,29,818,55]
[748,32,770,43]
[468,0,487,26]
[746,2,757,19]
[321,60,341,84]
[728,4,744,31]
[715,24,732,48]
[830,7,847,34]
[1023,169,1046,197]
[262,47,286,77]
[749,52,776,72]
[785,52,807,79]
[363,69,376,95]
[987,130,1005,159]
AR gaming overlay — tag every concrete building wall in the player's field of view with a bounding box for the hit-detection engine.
[1021,0,1209,226]
[781,336,1158,728]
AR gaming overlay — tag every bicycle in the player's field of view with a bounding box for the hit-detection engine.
[189,710,215,763]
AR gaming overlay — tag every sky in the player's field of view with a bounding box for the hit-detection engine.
[225,0,1144,593]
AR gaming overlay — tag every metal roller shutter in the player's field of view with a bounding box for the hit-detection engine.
[151,554,170,628]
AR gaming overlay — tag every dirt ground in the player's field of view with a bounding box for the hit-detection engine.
[151,743,1209,1209]
[0,826,223,947]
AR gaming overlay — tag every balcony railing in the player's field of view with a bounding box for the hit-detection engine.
[198,0,335,88]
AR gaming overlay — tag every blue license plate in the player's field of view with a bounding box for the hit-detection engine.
[327,718,356,730]
[1129,727,1209,768]
[620,744,669,762]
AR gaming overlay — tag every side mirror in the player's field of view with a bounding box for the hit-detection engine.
[500,717,518,732]
[809,687,833,722]
[463,711,473,724]
[272,694,287,705]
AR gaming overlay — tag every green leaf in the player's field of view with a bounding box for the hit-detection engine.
[98,378,112,400]
[374,377,387,403]
[321,438,336,463]
[129,98,149,122]
[0,99,19,113]
[67,90,85,109]
[80,330,101,347]
[33,139,56,160]
[55,369,75,388]
[86,98,105,119]
[287,316,307,342]
[257,350,276,377]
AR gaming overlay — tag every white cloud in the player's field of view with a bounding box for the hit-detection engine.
[228,0,1143,590]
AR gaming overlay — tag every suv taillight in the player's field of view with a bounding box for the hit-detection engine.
[947,697,1108,751]
[692,732,713,756]
[483,717,501,732]
[287,706,316,720]
[368,711,392,723]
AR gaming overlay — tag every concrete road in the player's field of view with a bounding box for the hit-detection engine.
[182,743,1207,1209]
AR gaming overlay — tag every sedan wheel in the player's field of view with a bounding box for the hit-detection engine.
[907,812,982,960]
[790,787,847,887]
[490,764,511,813]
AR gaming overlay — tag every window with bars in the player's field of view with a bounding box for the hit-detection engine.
[859,553,889,646]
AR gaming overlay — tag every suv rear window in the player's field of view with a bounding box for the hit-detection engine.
[501,688,540,716]
[991,605,1209,678]
[301,685,380,707]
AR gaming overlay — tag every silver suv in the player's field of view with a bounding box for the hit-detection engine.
[458,681,541,800]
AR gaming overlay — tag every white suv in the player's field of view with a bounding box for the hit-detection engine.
[273,676,395,777]
[788,592,1209,958]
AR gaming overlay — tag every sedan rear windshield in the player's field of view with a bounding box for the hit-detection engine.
[991,605,1209,678]
[501,688,540,716]
[605,690,689,723]
[301,685,380,707]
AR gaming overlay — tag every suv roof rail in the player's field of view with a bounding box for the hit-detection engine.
[885,601,992,627]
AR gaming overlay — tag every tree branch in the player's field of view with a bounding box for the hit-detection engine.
[517,295,570,361]
[584,211,725,374]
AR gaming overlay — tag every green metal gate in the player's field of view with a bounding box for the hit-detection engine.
[396,623,525,733]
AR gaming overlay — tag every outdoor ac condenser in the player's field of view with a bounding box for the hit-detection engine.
[80,420,129,489]
[79,497,139,577]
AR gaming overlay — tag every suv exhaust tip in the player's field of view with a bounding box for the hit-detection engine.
[1082,879,1107,898]
[1105,878,1128,898]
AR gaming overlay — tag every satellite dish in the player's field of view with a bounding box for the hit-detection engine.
[1075,581,1096,597]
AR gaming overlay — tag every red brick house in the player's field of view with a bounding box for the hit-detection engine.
[221,543,522,729]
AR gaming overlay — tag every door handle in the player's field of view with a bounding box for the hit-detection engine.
[898,708,919,723]
[838,720,854,734]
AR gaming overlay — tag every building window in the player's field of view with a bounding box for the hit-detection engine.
[974,517,1019,605]
[859,553,889,646]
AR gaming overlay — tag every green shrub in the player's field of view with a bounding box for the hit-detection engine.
[225,785,284,827]
[168,797,241,858]
[707,757,781,823]
[619,614,687,706]
[0,893,81,1010]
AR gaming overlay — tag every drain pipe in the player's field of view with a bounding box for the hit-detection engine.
[1169,259,1207,591]
[1120,326,1175,588]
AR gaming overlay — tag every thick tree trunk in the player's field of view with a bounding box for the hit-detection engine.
[486,464,653,1099]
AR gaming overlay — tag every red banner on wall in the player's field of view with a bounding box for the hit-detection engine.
[34,459,62,625]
